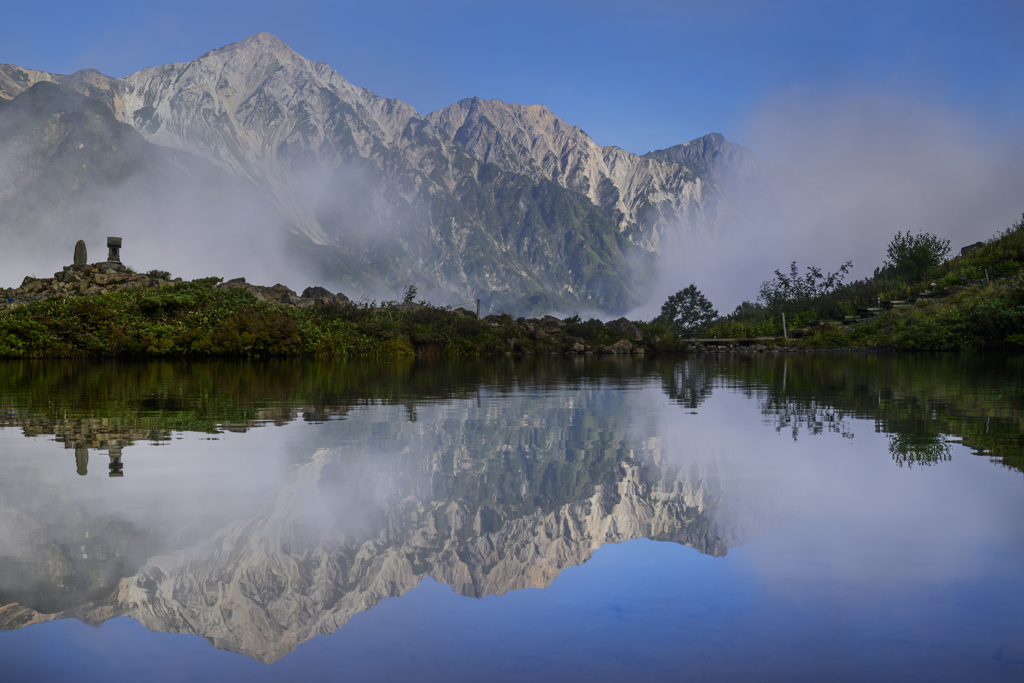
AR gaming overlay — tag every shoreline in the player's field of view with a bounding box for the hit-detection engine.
[3,268,1019,358]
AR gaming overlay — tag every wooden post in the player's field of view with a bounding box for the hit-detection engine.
[476,299,481,318]
[782,312,788,341]
[985,269,990,285]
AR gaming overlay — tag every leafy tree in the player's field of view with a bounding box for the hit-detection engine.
[728,300,765,318]
[402,284,418,304]
[758,261,853,310]
[660,285,718,335]
[882,230,950,281]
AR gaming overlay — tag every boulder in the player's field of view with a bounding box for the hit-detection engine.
[265,284,299,303]
[93,272,131,286]
[301,286,334,300]
[960,241,985,257]
[217,277,262,298]
[598,339,633,354]
[605,317,643,341]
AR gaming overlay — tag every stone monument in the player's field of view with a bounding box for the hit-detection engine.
[107,236,122,264]
[108,445,123,477]
[73,240,87,266]
[75,447,89,476]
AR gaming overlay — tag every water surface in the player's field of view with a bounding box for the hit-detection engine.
[0,355,1021,682]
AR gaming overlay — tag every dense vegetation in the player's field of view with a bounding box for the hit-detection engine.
[0,277,680,359]
[4,213,1022,357]
[688,214,1024,350]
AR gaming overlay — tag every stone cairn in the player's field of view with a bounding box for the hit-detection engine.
[1,237,179,310]
[1,238,351,311]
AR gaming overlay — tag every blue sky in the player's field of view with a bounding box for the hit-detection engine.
[3,0,1021,155]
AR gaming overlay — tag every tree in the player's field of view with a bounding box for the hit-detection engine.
[660,285,718,335]
[729,300,765,319]
[883,230,950,281]
[402,284,417,304]
[757,260,852,310]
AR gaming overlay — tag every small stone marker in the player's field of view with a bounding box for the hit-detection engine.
[73,240,87,266]
[107,236,122,263]
[75,447,89,476]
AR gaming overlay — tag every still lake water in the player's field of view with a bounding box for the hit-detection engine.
[0,354,1021,682]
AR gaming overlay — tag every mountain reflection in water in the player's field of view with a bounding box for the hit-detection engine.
[0,355,1021,667]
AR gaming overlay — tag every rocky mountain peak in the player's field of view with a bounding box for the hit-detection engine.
[226,31,292,53]
[0,32,803,314]
[428,97,595,176]
[428,96,728,251]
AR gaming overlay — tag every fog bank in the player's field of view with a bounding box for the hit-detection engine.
[639,86,1024,318]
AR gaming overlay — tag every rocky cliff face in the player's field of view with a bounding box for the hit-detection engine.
[0,33,797,314]
[427,97,736,251]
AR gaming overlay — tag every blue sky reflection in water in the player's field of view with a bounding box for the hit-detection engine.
[0,357,1021,682]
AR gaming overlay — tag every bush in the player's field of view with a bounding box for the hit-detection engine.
[882,230,950,281]
[758,261,852,310]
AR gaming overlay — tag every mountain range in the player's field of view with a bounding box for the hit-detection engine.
[0,33,794,314]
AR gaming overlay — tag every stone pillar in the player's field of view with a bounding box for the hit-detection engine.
[75,447,89,476]
[73,240,87,266]
[107,236,122,263]
[108,445,123,477]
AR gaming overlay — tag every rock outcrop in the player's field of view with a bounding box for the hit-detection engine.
[427,97,733,251]
[1,261,177,310]
[215,277,350,307]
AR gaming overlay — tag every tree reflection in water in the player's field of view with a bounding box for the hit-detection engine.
[0,354,1020,663]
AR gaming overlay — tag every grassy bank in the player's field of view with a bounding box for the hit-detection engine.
[706,215,1024,351]
[0,277,681,358]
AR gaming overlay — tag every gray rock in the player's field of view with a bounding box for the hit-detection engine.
[597,339,633,354]
[961,241,984,257]
[605,317,643,341]
[265,284,298,302]
[73,240,87,266]
[301,286,334,300]
[541,315,565,327]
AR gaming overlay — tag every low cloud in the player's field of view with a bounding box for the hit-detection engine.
[640,85,1024,317]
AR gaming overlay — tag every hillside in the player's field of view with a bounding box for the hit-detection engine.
[705,215,1024,351]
